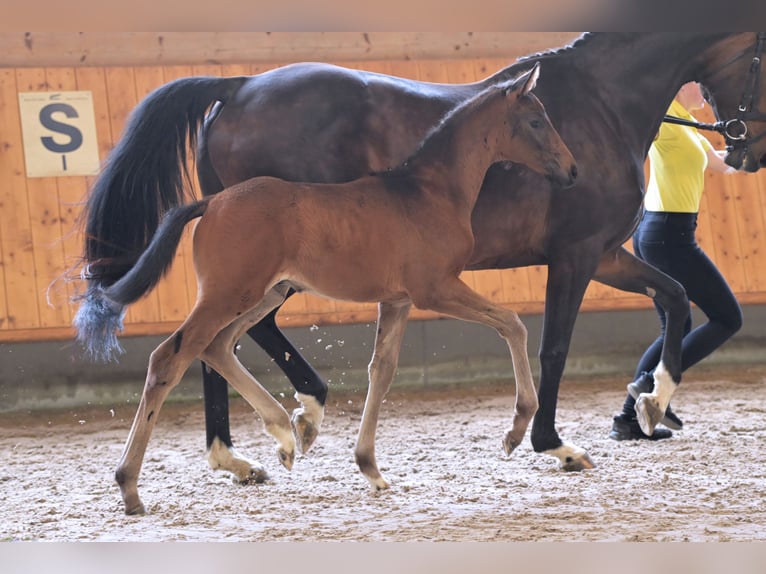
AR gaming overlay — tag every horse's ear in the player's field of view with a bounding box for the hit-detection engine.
[505,62,540,98]
[521,62,540,96]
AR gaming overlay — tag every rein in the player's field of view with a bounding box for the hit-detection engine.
[663,32,766,151]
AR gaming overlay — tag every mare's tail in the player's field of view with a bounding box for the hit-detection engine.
[74,201,209,362]
[82,75,247,289]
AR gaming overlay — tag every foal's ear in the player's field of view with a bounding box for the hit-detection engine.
[505,62,540,98]
[521,62,540,96]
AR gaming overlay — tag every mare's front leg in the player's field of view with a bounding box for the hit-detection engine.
[594,246,688,435]
[531,254,599,471]
[355,301,411,490]
[116,308,230,515]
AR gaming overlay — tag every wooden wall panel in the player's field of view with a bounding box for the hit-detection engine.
[39,67,83,324]
[0,68,39,331]
[1,56,766,343]
[15,68,71,328]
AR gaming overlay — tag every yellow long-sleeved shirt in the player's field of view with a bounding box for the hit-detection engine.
[644,99,714,213]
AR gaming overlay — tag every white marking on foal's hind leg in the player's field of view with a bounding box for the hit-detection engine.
[206,437,269,484]
[545,442,596,472]
[264,422,296,471]
[291,392,325,453]
[635,361,677,436]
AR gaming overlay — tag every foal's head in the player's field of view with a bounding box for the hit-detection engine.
[499,63,578,188]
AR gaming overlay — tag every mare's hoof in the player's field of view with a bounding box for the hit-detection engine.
[235,465,270,485]
[291,411,319,454]
[560,452,595,472]
[635,394,664,436]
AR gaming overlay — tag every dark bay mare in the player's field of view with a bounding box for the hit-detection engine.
[79,33,766,482]
[75,66,577,514]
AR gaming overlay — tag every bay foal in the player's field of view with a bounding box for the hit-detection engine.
[75,63,577,514]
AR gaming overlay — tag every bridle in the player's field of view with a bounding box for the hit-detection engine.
[663,32,766,154]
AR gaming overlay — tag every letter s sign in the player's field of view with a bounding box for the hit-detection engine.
[39,103,84,154]
[18,91,100,178]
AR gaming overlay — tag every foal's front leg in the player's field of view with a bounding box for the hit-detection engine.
[355,300,411,490]
[416,277,538,456]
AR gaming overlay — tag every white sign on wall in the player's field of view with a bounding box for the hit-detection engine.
[18,91,100,178]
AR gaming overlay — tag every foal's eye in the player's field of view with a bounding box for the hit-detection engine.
[530,119,541,129]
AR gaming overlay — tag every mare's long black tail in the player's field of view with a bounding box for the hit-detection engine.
[82,75,247,289]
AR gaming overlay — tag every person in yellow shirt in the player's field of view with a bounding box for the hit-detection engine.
[610,81,743,441]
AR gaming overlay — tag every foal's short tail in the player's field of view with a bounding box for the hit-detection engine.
[74,201,209,362]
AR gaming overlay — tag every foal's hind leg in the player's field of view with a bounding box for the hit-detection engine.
[355,300,411,490]
[201,288,297,471]
[203,300,327,482]
[115,308,232,515]
[415,278,538,457]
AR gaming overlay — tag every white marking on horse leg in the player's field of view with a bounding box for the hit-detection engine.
[545,442,595,472]
[635,360,678,435]
[652,361,676,410]
[202,306,297,472]
[264,422,296,471]
[291,392,325,453]
[363,473,391,491]
[207,437,269,484]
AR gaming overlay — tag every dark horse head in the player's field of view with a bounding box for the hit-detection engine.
[701,32,766,172]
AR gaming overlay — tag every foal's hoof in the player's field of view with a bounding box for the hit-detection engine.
[291,411,319,454]
[277,446,295,471]
[124,501,146,516]
[560,452,595,472]
[367,475,391,492]
[635,394,664,437]
[502,432,521,456]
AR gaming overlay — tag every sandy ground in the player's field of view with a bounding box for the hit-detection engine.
[2,364,766,542]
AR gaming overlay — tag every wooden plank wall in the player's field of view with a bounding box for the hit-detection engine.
[1,58,766,343]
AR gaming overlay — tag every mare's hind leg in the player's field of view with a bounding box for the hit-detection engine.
[203,366,268,484]
[594,246,688,434]
[115,307,232,515]
[201,287,297,471]
[415,278,538,456]
[355,300,411,490]
[247,299,328,453]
